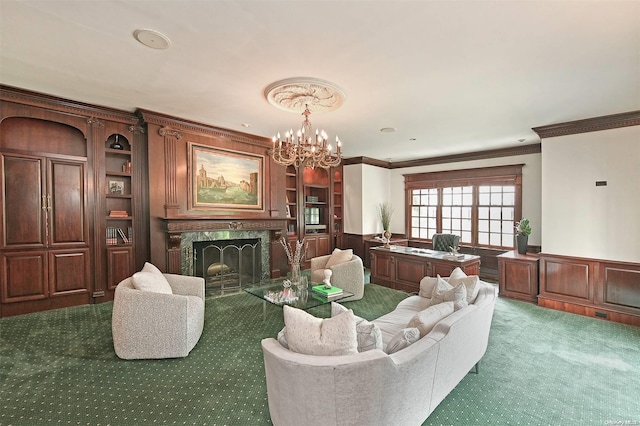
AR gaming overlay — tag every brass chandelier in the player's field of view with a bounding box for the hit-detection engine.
[270,104,342,169]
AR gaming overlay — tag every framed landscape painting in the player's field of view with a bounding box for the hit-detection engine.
[189,143,264,211]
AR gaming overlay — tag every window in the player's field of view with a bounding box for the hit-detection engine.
[405,165,522,249]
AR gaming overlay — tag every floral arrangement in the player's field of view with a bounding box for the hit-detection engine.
[378,202,394,231]
[279,236,307,265]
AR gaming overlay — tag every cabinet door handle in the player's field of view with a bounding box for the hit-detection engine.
[42,195,47,211]
[47,194,52,211]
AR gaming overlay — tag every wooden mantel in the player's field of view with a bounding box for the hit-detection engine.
[162,217,287,233]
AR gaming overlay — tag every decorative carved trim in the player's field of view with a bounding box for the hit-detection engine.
[343,144,541,169]
[86,117,104,127]
[164,137,178,206]
[1,85,139,125]
[128,124,146,134]
[137,109,271,148]
[532,110,640,139]
[163,218,287,233]
[158,126,182,140]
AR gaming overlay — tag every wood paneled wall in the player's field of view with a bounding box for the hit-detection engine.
[539,253,640,326]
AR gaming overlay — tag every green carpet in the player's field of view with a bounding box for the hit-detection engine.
[1,284,638,425]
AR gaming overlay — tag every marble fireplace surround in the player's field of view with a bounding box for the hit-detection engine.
[163,218,287,279]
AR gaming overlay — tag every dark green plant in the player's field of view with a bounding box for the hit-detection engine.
[515,218,532,236]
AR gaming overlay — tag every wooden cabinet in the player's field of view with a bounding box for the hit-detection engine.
[497,250,539,303]
[370,246,481,293]
[1,124,91,316]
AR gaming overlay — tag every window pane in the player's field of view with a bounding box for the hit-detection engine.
[462,219,472,231]
[442,207,451,218]
[478,220,489,232]
[442,218,451,229]
[478,207,489,219]
[461,231,472,242]
[428,218,436,229]
[490,220,501,232]
[503,192,515,205]
[419,228,429,239]
[490,233,501,246]
[478,232,489,245]
[503,234,515,247]
[490,193,502,205]
[503,207,514,220]
[479,193,490,205]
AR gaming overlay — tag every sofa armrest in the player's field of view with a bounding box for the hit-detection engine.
[164,273,205,300]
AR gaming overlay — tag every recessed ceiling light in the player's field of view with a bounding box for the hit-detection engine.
[518,138,526,143]
[380,127,396,133]
[241,123,250,128]
[409,138,416,141]
[133,29,171,50]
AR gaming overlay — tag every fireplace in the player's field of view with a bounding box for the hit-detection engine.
[193,238,261,290]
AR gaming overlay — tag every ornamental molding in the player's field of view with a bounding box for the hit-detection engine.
[264,77,346,113]
[532,110,640,139]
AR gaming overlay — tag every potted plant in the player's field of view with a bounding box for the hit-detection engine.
[378,202,394,247]
[514,218,531,254]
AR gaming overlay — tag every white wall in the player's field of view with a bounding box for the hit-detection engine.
[343,164,363,234]
[542,126,640,262]
[344,152,542,244]
[344,163,392,235]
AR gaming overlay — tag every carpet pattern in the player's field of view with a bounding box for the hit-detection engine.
[1,284,639,425]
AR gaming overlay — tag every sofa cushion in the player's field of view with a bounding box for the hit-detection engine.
[430,276,468,311]
[331,302,383,352]
[419,276,447,297]
[448,275,480,304]
[283,305,358,356]
[325,248,353,269]
[132,263,172,294]
[449,267,467,280]
[385,327,421,354]
[407,301,455,337]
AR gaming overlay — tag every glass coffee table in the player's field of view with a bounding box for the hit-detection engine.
[244,279,354,320]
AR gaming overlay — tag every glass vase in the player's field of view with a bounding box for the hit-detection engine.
[290,263,301,286]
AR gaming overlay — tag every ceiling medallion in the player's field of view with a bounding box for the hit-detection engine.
[266,78,345,169]
[264,77,346,113]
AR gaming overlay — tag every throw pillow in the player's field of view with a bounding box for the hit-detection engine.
[131,271,172,294]
[385,327,421,354]
[277,327,289,349]
[283,305,358,356]
[449,267,467,281]
[430,275,468,311]
[324,248,353,269]
[418,276,449,298]
[407,301,455,337]
[448,275,481,304]
[331,302,383,352]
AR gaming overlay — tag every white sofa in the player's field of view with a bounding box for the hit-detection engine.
[261,280,497,426]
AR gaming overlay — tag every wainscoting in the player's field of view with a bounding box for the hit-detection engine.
[539,254,640,326]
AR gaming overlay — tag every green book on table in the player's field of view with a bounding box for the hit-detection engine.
[312,285,343,296]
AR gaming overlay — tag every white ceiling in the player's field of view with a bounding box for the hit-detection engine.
[1,1,639,162]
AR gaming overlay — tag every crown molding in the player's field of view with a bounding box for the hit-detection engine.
[532,110,640,139]
[343,144,540,170]
[136,108,271,147]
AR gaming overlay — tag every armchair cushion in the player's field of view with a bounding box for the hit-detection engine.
[131,262,172,294]
[325,248,353,269]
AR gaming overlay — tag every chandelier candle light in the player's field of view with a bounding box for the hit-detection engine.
[270,104,342,169]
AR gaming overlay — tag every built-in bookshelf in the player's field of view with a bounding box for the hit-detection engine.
[104,133,135,289]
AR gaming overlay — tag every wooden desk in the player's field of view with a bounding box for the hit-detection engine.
[497,250,539,303]
[363,238,409,268]
[370,246,481,293]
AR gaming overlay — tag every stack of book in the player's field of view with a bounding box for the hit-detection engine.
[109,210,129,218]
[106,227,131,244]
[443,253,465,260]
[311,285,343,299]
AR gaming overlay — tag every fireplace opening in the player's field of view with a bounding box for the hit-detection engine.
[193,238,261,293]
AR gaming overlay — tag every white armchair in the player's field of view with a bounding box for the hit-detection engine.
[310,254,365,302]
[112,273,205,360]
